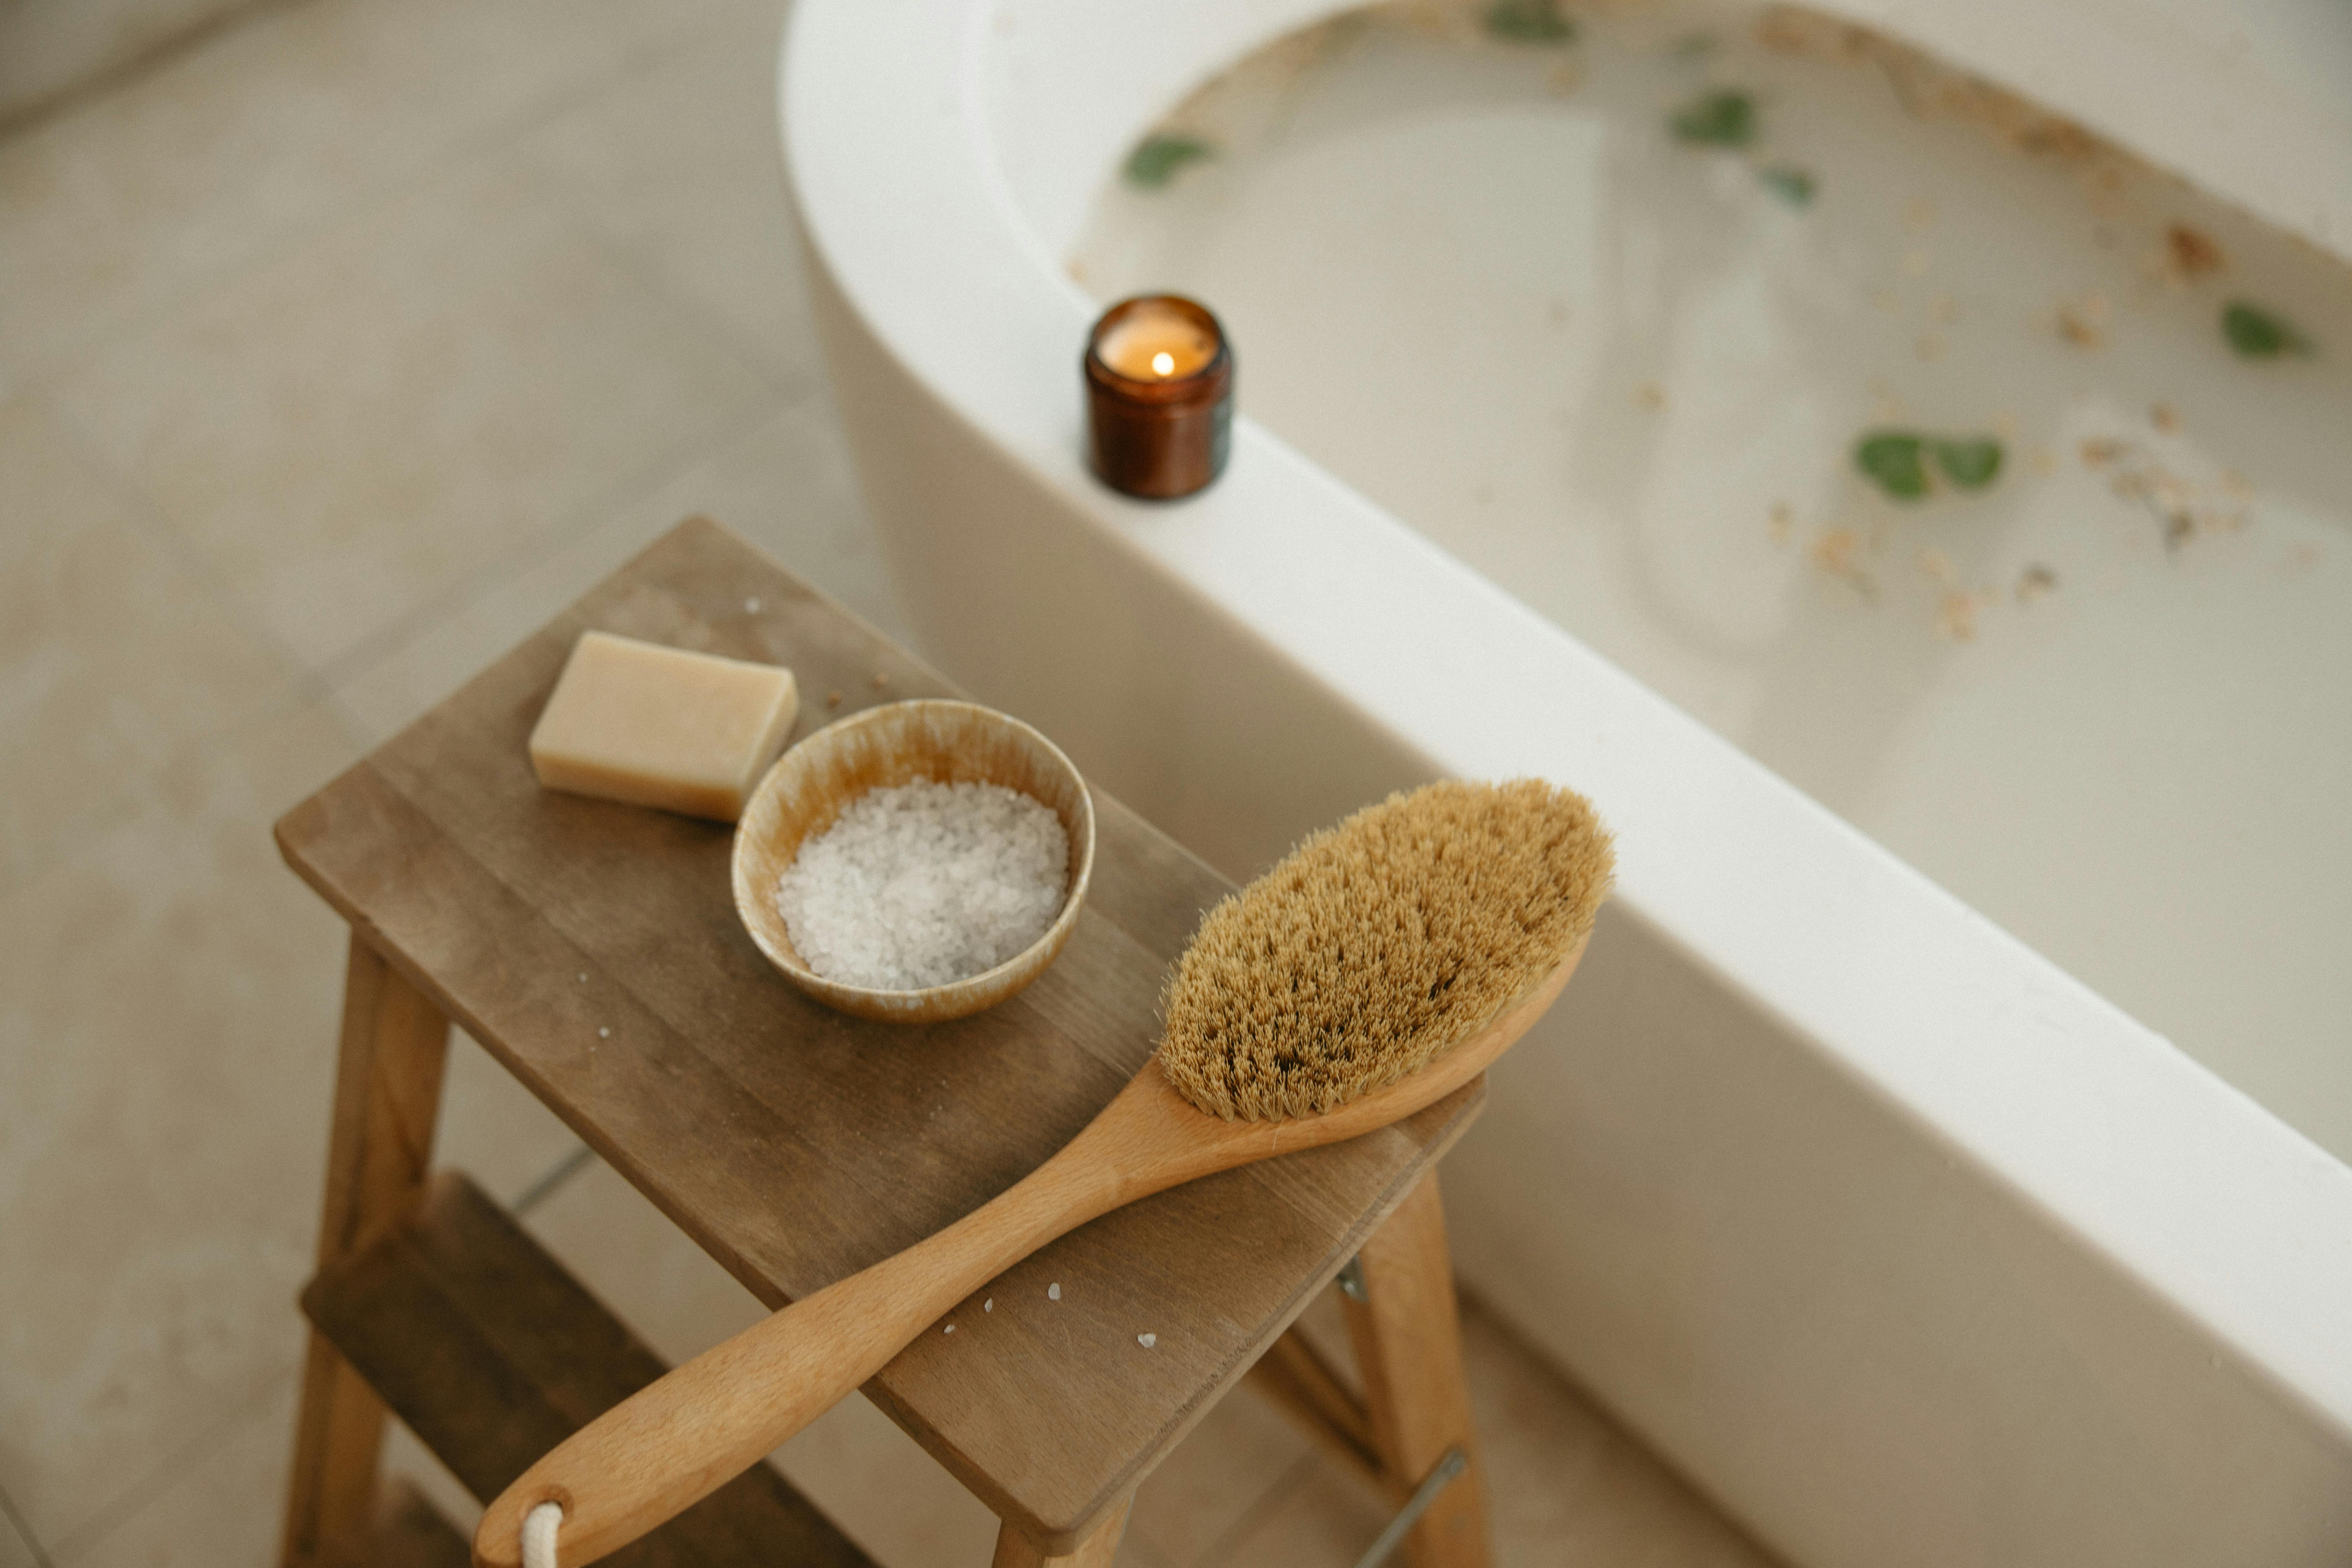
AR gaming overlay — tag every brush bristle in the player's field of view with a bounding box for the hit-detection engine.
[1158,779,1613,1122]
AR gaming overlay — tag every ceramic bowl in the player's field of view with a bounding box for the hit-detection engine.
[732,699,1095,1022]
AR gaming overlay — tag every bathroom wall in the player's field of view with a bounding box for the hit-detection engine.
[0,0,276,124]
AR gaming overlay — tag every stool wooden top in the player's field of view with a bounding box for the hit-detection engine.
[274,517,1480,1552]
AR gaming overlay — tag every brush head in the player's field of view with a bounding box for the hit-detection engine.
[1158,779,1614,1122]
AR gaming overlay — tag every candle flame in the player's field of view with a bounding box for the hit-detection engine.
[1152,351,1175,376]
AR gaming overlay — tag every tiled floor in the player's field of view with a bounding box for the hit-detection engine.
[0,1,1780,1564]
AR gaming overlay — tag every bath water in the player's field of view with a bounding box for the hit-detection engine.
[1071,0,2352,1159]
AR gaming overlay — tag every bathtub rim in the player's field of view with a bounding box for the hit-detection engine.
[779,0,2352,1455]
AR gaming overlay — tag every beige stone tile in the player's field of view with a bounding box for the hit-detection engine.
[1216,1463,1380,1568]
[516,0,818,393]
[1110,1525,1176,1568]
[0,700,360,1547]
[522,1159,1002,1567]
[52,157,774,673]
[612,391,909,644]
[0,0,251,126]
[1126,1380,1313,1568]
[0,391,299,892]
[62,1373,296,1568]
[321,451,717,750]
[432,1029,588,1214]
[1461,1300,1779,1568]
[329,392,905,747]
[63,1376,479,1568]
[0,0,730,378]
[0,1498,42,1568]
[1199,1289,1777,1568]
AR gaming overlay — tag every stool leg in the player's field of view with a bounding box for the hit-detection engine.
[989,1495,1132,1568]
[279,935,451,1568]
[1342,1170,1490,1568]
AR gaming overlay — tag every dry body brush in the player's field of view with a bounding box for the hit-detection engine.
[478,774,1611,1566]
[1161,779,1615,1121]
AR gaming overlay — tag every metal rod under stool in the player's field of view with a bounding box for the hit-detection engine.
[1353,1446,1467,1568]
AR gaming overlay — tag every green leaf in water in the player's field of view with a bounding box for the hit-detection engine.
[1932,436,2003,490]
[2221,300,2311,359]
[1855,431,1929,500]
[1485,0,1576,43]
[1756,164,1815,206]
[1124,135,1216,189]
[1670,89,1756,147]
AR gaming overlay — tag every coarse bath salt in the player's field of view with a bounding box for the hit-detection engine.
[776,779,1069,990]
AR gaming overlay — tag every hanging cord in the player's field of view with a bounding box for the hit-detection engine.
[522,1500,564,1568]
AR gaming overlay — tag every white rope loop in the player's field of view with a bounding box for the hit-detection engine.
[522,1500,564,1568]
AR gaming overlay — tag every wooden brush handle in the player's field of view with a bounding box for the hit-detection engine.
[474,945,1581,1568]
[473,1056,1237,1568]
[472,1137,1122,1568]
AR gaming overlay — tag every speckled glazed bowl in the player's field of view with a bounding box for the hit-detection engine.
[732,699,1095,1023]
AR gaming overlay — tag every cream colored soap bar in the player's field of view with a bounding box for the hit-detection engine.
[528,631,798,822]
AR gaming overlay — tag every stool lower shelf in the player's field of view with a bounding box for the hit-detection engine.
[301,1170,874,1568]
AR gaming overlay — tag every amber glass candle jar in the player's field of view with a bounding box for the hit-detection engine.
[1083,295,1233,500]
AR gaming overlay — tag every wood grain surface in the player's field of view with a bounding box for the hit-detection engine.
[305,1171,871,1568]
[274,519,1483,1551]
[1345,1173,1490,1568]
[474,962,1572,1567]
[279,937,451,1568]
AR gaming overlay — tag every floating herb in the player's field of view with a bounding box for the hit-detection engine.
[1856,430,2005,498]
[1124,135,1216,189]
[1756,165,1815,206]
[1485,0,1575,43]
[1855,432,1928,499]
[1670,89,1756,147]
[2221,301,2311,359]
[1932,437,2003,489]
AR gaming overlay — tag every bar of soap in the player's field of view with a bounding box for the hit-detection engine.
[528,631,798,822]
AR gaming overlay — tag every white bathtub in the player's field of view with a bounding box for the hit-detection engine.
[780,4,2352,1565]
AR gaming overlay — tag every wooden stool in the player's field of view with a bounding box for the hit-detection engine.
[272,519,1496,1568]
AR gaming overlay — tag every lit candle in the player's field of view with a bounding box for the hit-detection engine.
[1084,295,1233,499]
[1097,309,1218,381]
